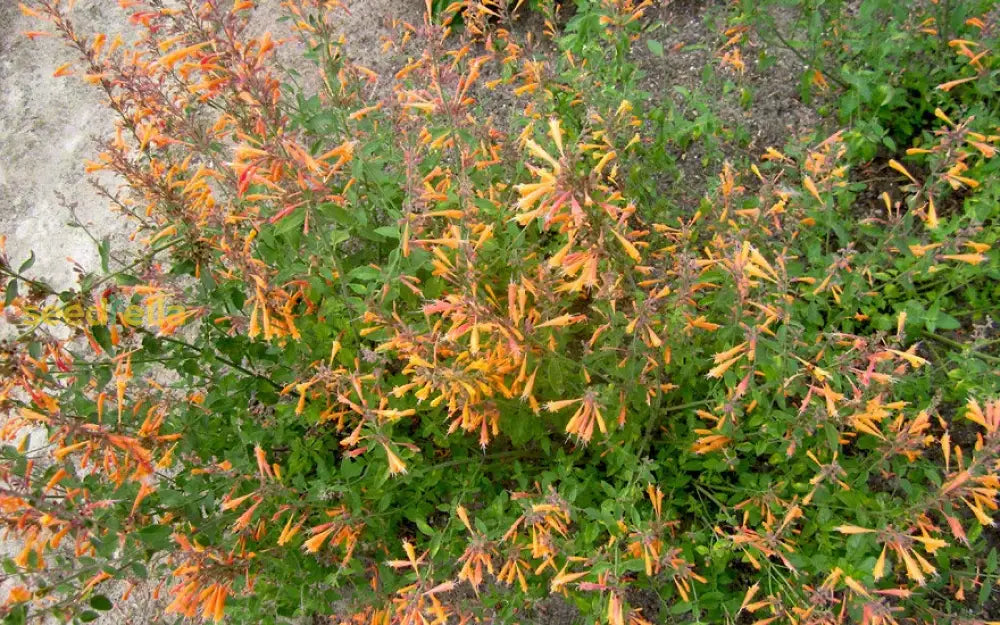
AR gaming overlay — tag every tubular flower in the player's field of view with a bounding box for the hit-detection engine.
[546,391,608,444]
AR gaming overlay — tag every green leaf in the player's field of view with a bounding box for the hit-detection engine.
[824,422,840,451]
[329,229,350,247]
[348,266,381,281]
[341,458,363,480]
[546,358,565,394]
[415,518,434,536]
[98,237,111,273]
[131,562,149,579]
[934,312,961,331]
[90,595,113,611]
[2,603,26,625]
[79,611,100,623]
[980,567,994,606]
[646,39,664,58]
[373,225,399,240]
[93,536,117,559]
[137,525,173,550]
[90,325,114,355]
[115,273,142,286]
[18,252,35,273]
[4,279,17,307]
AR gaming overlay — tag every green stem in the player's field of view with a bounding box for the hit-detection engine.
[920,330,1000,364]
[0,266,53,294]
[420,449,537,473]
[136,327,283,389]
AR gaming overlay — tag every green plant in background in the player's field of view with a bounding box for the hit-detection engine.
[732,0,1000,159]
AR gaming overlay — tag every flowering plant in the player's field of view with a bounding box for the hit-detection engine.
[2,1,999,624]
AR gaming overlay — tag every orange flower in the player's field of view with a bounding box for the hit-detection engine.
[940,252,987,265]
[549,563,588,593]
[382,442,408,476]
[158,42,210,69]
[966,398,1000,432]
[302,526,336,553]
[4,586,31,605]
[691,432,731,455]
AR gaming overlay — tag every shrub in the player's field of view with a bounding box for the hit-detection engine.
[1,1,999,624]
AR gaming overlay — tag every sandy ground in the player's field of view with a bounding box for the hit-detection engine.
[0,0,126,291]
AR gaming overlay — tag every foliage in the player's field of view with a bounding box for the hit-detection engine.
[731,0,1000,159]
[1,0,999,624]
